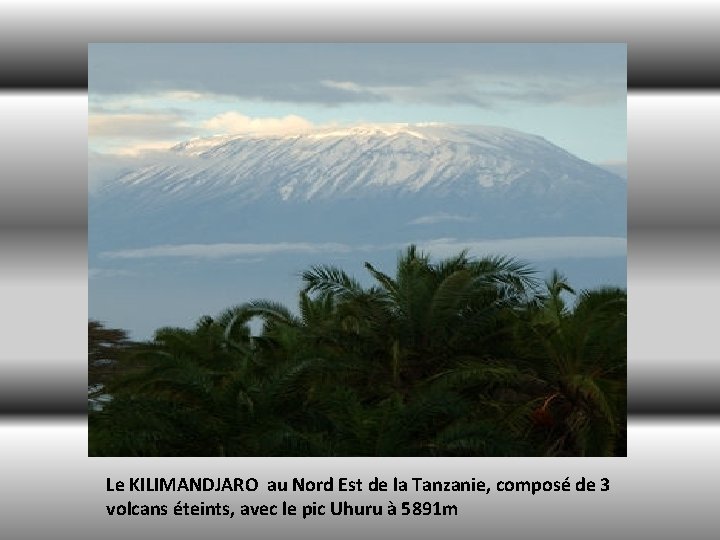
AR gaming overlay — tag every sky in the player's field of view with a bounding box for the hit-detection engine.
[89,43,627,338]
[88,43,627,164]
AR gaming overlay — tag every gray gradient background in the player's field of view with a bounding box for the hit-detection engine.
[1,2,720,538]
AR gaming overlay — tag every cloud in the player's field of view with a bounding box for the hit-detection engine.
[416,237,627,260]
[321,79,490,107]
[89,268,135,279]
[231,257,265,264]
[322,80,364,93]
[88,113,195,138]
[89,139,186,158]
[408,213,475,226]
[101,242,355,260]
[159,90,208,101]
[319,80,387,103]
[88,91,233,115]
[88,110,201,156]
[104,140,181,157]
[100,237,626,262]
[89,44,626,106]
[201,113,315,136]
[320,74,625,108]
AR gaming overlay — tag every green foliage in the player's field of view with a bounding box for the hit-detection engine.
[89,245,626,456]
[88,320,133,389]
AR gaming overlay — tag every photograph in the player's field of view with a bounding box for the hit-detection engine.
[88,43,627,457]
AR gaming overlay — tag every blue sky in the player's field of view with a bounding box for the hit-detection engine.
[89,43,626,163]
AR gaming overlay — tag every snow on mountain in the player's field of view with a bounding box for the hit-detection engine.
[89,123,626,339]
[103,123,622,205]
[90,123,626,251]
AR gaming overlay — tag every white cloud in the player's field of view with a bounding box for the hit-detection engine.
[101,242,354,260]
[88,113,192,137]
[321,80,365,93]
[159,90,208,101]
[88,110,198,156]
[408,213,475,226]
[105,140,179,157]
[416,237,627,260]
[321,74,625,108]
[100,237,626,262]
[201,113,315,136]
[89,90,225,111]
[89,268,135,279]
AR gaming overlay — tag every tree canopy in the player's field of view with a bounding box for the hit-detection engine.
[89,246,626,457]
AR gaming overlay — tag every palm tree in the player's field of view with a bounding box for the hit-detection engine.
[301,245,540,388]
[91,309,340,456]
[90,316,249,456]
[89,247,626,457]
[512,272,627,456]
[291,246,547,455]
[88,320,132,386]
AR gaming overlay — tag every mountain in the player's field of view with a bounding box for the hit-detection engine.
[89,123,626,339]
[90,124,626,247]
[116,124,617,200]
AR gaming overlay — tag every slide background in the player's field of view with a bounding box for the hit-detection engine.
[1,2,719,538]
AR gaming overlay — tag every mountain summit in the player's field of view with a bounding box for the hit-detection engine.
[91,123,626,246]
[108,124,623,203]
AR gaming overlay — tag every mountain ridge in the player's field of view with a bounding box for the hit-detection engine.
[90,123,626,249]
[102,123,623,205]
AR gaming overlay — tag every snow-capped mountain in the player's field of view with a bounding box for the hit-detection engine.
[90,123,626,248]
[89,123,626,339]
[106,123,623,204]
